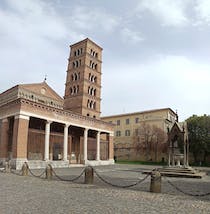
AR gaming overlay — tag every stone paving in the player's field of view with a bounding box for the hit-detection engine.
[0,164,210,214]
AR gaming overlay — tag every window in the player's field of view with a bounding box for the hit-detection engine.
[117,120,120,126]
[126,118,129,125]
[135,117,139,123]
[125,130,130,136]
[70,85,79,95]
[116,131,121,137]
[135,128,140,136]
[74,48,83,57]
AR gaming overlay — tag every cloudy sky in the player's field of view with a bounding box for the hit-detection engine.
[0,0,210,121]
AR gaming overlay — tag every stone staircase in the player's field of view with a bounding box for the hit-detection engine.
[144,166,206,178]
[27,160,70,169]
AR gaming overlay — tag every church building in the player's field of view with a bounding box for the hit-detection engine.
[0,38,114,169]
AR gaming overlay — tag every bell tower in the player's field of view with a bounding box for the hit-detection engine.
[64,38,102,119]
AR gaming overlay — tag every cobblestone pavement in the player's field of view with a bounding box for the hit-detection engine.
[1,164,210,214]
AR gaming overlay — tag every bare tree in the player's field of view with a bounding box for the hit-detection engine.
[152,126,167,162]
[133,123,167,162]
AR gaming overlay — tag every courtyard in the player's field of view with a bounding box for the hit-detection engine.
[1,164,210,214]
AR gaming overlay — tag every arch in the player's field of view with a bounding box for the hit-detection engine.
[90,101,93,109]
[76,60,79,68]
[73,86,76,94]
[74,73,77,81]
[70,87,73,95]
[90,87,94,96]
[91,75,94,82]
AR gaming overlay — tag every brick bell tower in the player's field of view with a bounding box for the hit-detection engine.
[64,38,102,119]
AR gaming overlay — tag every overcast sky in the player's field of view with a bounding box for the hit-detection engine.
[0,0,210,121]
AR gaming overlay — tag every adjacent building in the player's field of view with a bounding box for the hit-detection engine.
[0,38,114,169]
[102,108,178,162]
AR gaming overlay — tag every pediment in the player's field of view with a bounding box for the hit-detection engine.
[19,82,63,102]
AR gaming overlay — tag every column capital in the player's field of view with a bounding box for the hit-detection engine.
[109,132,114,137]
[46,120,52,124]
[64,123,71,128]
[84,128,89,132]
[2,118,8,123]
[14,114,30,120]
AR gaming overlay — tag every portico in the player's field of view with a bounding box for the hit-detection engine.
[0,112,114,169]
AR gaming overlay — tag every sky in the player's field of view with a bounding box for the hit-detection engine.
[0,0,210,121]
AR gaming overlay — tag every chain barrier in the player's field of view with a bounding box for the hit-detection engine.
[163,176,210,197]
[28,167,46,178]
[93,167,151,188]
[10,169,22,176]
[3,162,210,197]
[52,167,86,182]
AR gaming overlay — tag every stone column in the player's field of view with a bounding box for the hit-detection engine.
[183,140,186,167]
[63,124,70,161]
[83,128,88,163]
[96,131,100,161]
[186,139,189,167]
[108,132,114,160]
[44,120,52,161]
[0,118,9,160]
[11,114,29,169]
[12,115,29,159]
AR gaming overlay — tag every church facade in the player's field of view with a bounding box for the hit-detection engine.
[0,38,114,169]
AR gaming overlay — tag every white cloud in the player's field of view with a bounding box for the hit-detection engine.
[1,0,68,41]
[121,28,144,44]
[102,55,210,120]
[195,0,210,24]
[136,0,189,27]
[69,6,120,33]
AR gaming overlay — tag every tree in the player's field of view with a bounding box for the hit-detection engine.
[133,123,167,161]
[186,115,210,163]
[152,126,167,162]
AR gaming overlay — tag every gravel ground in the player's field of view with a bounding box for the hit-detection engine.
[0,164,210,214]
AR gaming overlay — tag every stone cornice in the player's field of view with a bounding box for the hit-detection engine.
[19,98,114,132]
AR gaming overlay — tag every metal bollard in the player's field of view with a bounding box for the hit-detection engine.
[5,161,11,173]
[150,170,161,193]
[84,166,94,184]
[46,164,53,180]
[22,162,29,176]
